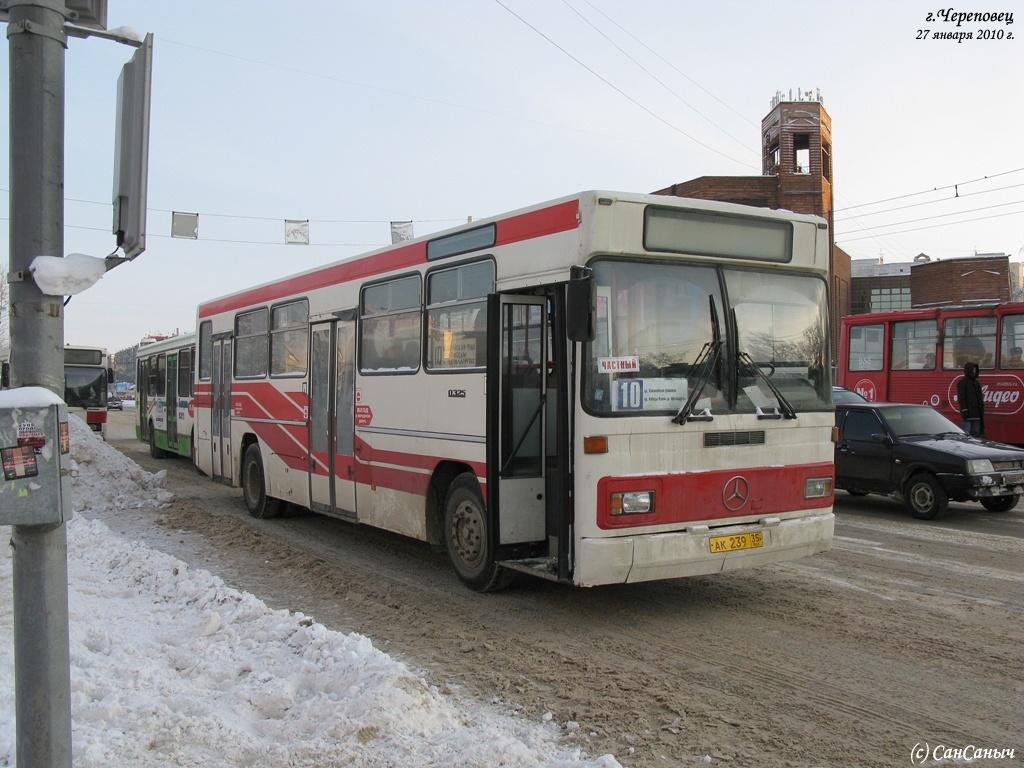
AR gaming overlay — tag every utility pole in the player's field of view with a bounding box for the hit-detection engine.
[7,0,72,764]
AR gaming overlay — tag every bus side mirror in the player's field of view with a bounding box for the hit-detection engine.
[1,361,8,388]
[566,267,595,343]
[108,367,115,381]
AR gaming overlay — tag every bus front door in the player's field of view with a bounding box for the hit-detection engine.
[211,338,232,483]
[166,353,178,450]
[308,317,357,517]
[492,295,548,549]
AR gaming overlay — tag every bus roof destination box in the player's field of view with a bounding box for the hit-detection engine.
[0,387,71,526]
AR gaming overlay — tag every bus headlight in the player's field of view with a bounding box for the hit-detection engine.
[804,477,834,499]
[966,459,994,474]
[610,491,654,515]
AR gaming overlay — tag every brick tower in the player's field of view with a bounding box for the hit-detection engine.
[653,89,849,354]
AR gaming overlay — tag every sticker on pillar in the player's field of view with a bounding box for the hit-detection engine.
[355,405,373,426]
[2,446,39,481]
[17,421,46,452]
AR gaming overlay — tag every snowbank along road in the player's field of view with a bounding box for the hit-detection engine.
[104,410,1021,768]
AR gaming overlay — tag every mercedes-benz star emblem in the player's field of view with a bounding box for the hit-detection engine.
[722,475,750,512]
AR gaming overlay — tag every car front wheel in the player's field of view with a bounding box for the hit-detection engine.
[904,473,948,520]
[980,495,1018,513]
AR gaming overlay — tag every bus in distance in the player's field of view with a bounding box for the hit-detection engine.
[194,191,835,590]
[136,332,197,459]
[838,303,1024,445]
[64,344,112,437]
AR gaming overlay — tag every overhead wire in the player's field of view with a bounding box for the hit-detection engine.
[837,208,1024,243]
[834,181,1024,223]
[835,198,1024,236]
[492,0,757,171]
[557,0,756,156]
[834,167,1024,213]
[0,187,463,225]
[578,0,758,128]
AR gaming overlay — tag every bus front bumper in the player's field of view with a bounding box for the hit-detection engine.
[575,511,835,586]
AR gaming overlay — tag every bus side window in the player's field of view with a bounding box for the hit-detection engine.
[1000,314,1024,368]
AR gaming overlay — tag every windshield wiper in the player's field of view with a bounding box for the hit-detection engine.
[672,340,722,423]
[673,296,722,424]
[736,351,797,420]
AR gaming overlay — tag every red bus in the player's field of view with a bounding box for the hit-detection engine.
[837,303,1024,445]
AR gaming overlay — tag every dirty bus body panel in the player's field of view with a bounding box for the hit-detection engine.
[194,191,834,589]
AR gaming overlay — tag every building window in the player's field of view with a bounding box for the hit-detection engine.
[892,320,937,370]
[793,133,810,174]
[426,261,493,370]
[766,141,779,173]
[360,274,421,373]
[869,287,910,312]
[270,300,309,376]
[235,308,269,378]
[848,324,884,371]
[943,316,996,369]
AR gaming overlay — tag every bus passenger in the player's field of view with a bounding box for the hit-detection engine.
[1007,347,1024,368]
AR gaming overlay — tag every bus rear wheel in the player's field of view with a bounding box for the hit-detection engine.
[443,473,512,592]
[148,423,166,459]
[242,443,282,519]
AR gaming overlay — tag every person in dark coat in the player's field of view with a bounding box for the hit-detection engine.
[956,361,985,437]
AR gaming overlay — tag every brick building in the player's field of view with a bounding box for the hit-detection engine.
[910,254,1011,307]
[652,91,851,354]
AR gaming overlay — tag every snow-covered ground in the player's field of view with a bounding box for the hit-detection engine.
[0,418,619,767]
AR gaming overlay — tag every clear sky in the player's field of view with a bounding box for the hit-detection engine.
[1,0,1022,354]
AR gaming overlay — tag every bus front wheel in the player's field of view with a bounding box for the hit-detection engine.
[242,444,282,519]
[443,473,512,592]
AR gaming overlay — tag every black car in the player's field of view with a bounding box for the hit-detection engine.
[835,402,1024,519]
[832,385,867,405]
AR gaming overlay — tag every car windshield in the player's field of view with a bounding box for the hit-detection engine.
[879,406,963,437]
[583,259,831,416]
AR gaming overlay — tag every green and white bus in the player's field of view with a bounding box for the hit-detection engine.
[136,332,197,459]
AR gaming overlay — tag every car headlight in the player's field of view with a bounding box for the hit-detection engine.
[610,491,654,515]
[966,459,994,474]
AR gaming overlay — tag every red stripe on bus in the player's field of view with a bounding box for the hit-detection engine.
[596,462,834,530]
[198,241,426,318]
[232,382,305,421]
[354,435,486,477]
[495,199,579,246]
[197,199,581,319]
[248,422,307,470]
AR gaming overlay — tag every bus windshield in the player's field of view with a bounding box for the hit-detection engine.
[65,365,107,409]
[584,259,831,416]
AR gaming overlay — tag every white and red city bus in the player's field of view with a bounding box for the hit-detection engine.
[194,191,835,590]
[64,344,113,437]
[838,303,1024,445]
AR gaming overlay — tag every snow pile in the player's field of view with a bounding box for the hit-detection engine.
[66,414,172,513]
[0,519,617,767]
[29,253,106,297]
[0,421,619,767]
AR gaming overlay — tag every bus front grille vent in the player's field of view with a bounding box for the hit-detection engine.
[703,430,766,448]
